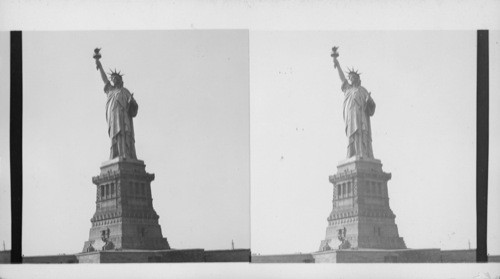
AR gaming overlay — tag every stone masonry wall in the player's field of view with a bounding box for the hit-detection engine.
[23,254,78,263]
[204,249,250,262]
[440,249,476,262]
[251,253,314,263]
[313,249,443,263]
[76,249,250,263]
[0,250,11,263]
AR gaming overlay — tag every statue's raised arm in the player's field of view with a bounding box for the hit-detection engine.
[331,47,347,84]
[93,48,109,85]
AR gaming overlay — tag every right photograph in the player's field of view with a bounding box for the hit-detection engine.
[250,31,477,263]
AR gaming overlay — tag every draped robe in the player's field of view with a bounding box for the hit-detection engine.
[341,80,376,159]
[104,82,138,159]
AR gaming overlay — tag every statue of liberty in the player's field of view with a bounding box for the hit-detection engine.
[93,48,138,160]
[331,47,375,159]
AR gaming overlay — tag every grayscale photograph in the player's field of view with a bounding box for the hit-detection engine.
[19,31,250,263]
[250,31,487,263]
[2,1,500,278]
[0,31,10,263]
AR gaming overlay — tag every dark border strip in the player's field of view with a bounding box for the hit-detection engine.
[476,30,488,263]
[10,31,22,264]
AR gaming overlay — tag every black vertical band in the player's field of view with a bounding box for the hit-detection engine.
[476,30,488,263]
[10,31,23,264]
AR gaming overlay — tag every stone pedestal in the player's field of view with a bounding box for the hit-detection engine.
[319,156,406,251]
[82,157,170,252]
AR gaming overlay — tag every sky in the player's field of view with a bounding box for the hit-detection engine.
[0,32,10,252]
[488,31,500,256]
[19,31,250,256]
[250,31,482,255]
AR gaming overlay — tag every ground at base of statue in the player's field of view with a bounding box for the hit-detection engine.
[251,248,477,263]
[21,248,250,263]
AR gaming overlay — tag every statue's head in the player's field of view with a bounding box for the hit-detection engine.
[108,69,124,88]
[346,68,361,87]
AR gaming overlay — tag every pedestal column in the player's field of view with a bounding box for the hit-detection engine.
[319,157,406,251]
[82,157,170,252]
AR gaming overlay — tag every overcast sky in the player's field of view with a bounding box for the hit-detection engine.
[19,31,249,256]
[250,31,484,255]
[0,32,10,253]
[488,31,500,256]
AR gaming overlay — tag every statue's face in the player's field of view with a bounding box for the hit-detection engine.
[348,74,360,86]
[111,75,123,87]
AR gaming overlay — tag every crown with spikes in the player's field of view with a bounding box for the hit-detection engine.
[108,68,124,78]
[345,67,361,77]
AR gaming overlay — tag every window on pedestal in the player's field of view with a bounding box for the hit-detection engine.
[105,184,109,197]
[135,183,140,196]
[337,184,341,197]
[342,184,346,197]
[141,183,145,196]
[347,182,352,196]
[111,183,115,196]
[101,185,105,198]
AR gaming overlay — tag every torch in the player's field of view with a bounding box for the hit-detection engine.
[331,46,339,68]
[93,48,101,70]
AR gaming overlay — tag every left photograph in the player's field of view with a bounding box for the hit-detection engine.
[22,31,250,263]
